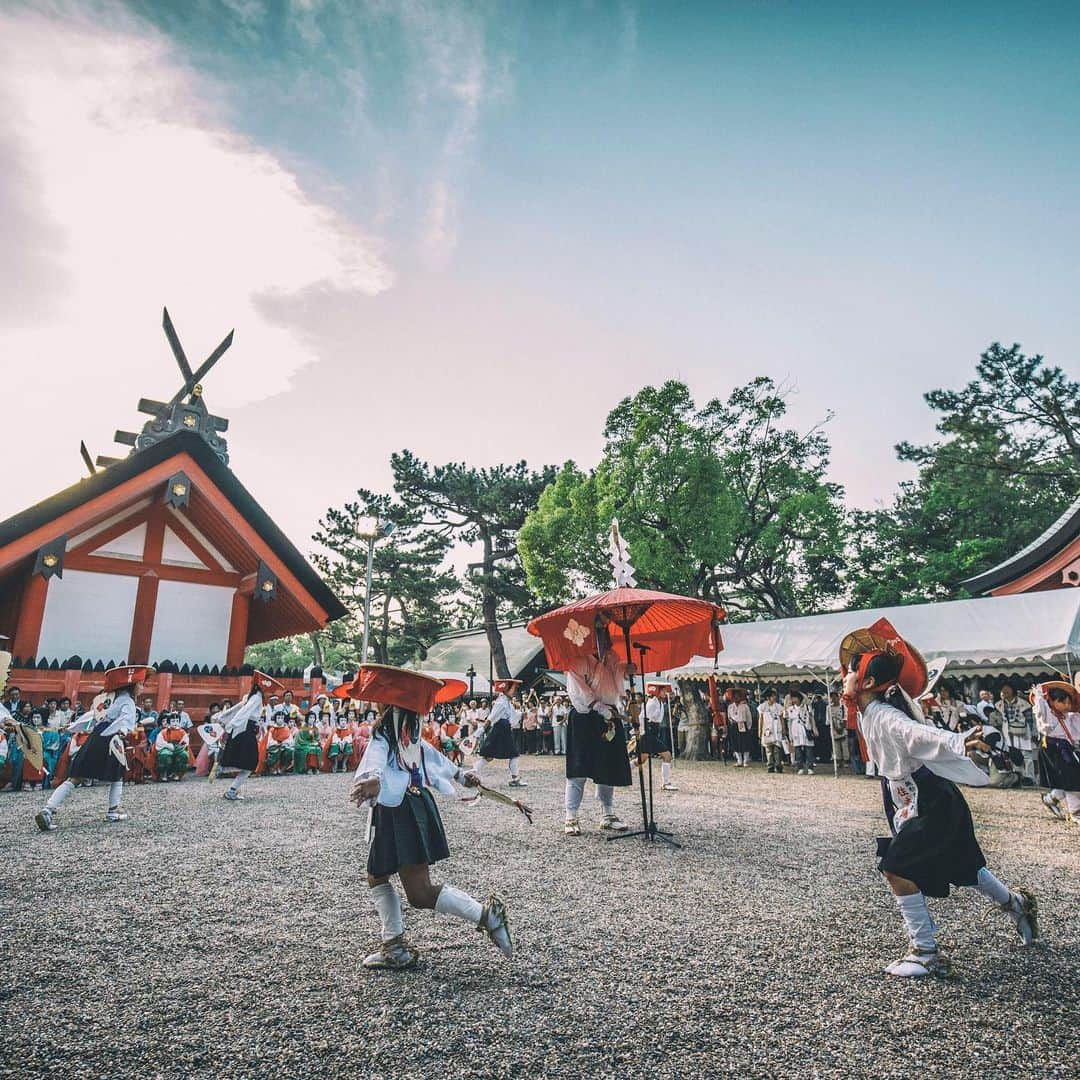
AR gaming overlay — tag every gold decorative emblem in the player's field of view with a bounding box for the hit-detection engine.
[42,554,58,568]
[182,414,197,428]
[261,580,275,592]
[171,483,187,497]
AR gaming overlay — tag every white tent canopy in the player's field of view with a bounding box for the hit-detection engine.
[670,591,1080,682]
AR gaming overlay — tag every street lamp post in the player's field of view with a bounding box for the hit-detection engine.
[357,518,396,665]
[466,664,476,699]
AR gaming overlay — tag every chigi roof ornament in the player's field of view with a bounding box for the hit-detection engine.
[99,307,233,468]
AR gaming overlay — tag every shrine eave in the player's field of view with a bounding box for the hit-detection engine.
[962,493,1080,595]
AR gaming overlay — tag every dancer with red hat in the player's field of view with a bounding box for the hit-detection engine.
[348,664,512,971]
[216,671,287,801]
[641,683,677,792]
[841,619,1038,978]
[1031,677,1080,824]
[474,678,527,789]
[35,665,153,831]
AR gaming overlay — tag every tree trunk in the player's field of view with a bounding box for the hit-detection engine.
[308,632,324,668]
[480,533,511,678]
[678,679,712,761]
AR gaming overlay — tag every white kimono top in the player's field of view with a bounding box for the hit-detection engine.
[786,704,816,747]
[489,693,520,729]
[728,702,752,732]
[566,654,632,718]
[1032,685,1080,744]
[218,693,264,736]
[99,692,138,738]
[860,698,988,830]
[354,731,464,808]
[759,702,785,745]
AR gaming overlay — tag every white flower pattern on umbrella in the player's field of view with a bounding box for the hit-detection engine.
[563,619,591,646]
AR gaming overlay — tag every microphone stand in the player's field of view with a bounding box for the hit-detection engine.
[606,635,679,848]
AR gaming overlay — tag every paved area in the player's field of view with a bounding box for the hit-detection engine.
[1,757,1077,1079]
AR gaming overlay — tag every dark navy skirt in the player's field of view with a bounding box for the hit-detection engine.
[1039,737,1080,792]
[367,789,450,878]
[69,722,125,783]
[876,768,986,898]
[219,724,259,771]
[478,719,517,760]
[641,721,673,756]
[566,709,632,787]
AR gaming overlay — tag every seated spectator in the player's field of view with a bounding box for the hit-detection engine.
[154,718,190,781]
[293,714,322,774]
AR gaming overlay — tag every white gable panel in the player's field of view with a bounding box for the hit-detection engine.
[149,580,234,667]
[37,570,138,663]
[96,522,147,560]
[161,527,206,568]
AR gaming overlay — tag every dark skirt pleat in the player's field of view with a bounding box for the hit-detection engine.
[733,727,756,754]
[1039,738,1080,791]
[220,726,259,771]
[69,722,124,783]
[641,722,672,756]
[565,709,632,787]
[478,720,517,760]
[367,790,450,878]
[876,768,986,898]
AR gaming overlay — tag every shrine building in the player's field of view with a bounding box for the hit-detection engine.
[0,310,346,709]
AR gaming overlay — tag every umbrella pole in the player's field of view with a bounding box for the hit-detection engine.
[607,628,678,847]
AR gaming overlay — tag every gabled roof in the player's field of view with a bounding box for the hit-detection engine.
[416,623,546,681]
[962,493,1080,595]
[0,430,346,636]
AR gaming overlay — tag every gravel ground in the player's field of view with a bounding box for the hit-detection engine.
[1,757,1077,1080]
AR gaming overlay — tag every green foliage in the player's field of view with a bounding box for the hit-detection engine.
[851,344,1079,606]
[311,489,458,667]
[519,378,848,619]
[390,453,558,676]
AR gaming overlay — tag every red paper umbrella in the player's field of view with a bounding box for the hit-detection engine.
[330,684,353,700]
[527,587,725,673]
[434,678,468,704]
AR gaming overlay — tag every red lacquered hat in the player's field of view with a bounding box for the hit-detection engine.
[349,665,445,715]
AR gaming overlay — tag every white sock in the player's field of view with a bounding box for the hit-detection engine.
[596,783,615,815]
[975,867,1012,906]
[45,779,74,812]
[370,883,403,942]
[894,892,937,953]
[474,758,485,777]
[564,777,585,818]
[508,757,520,779]
[230,769,251,792]
[1066,793,1080,816]
[1050,788,1065,800]
[435,884,483,927]
[107,781,123,810]
[661,761,672,784]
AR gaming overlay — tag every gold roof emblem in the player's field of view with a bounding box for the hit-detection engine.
[182,414,197,428]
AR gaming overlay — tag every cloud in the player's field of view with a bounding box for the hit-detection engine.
[0,2,392,450]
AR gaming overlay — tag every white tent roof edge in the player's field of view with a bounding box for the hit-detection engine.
[668,591,1080,680]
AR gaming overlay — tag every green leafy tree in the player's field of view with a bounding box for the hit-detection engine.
[519,379,847,620]
[850,344,1079,606]
[311,490,458,668]
[390,452,558,677]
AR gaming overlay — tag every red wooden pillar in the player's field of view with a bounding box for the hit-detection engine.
[226,592,250,668]
[129,511,166,665]
[155,672,174,714]
[61,668,82,705]
[13,573,49,660]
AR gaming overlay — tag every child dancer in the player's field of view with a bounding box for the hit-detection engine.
[349,664,512,971]
[840,620,1037,978]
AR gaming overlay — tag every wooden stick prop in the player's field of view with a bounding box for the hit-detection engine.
[466,784,534,824]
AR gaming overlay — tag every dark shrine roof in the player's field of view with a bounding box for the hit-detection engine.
[0,429,346,625]
[962,493,1080,594]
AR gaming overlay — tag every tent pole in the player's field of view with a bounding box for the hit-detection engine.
[825,668,837,779]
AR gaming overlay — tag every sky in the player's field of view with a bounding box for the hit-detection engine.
[2,0,1078,567]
